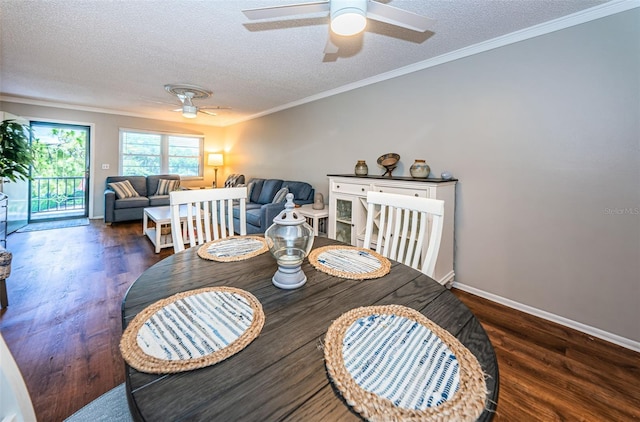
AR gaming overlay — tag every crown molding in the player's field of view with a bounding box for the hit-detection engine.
[0,95,153,119]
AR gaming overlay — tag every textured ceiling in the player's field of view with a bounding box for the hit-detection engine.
[0,0,614,127]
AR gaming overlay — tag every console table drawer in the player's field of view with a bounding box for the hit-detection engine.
[331,181,369,196]
[371,185,428,198]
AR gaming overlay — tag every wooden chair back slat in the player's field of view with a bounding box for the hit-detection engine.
[169,187,247,253]
[363,191,445,278]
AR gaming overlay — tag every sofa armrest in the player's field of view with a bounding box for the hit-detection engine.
[104,189,116,223]
[293,187,314,206]
[260,202,287,231]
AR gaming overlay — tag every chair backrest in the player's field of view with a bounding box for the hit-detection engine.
[169,187,247,253]
[362,191,445,278]
[1,333,37,422]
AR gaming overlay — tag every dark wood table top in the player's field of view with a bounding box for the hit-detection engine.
[122,237,498,421]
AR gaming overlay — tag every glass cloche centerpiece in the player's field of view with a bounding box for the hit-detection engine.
[265,193,315,289]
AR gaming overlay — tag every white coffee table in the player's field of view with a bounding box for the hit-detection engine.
[297,204,329,237]
[143,205,196,253]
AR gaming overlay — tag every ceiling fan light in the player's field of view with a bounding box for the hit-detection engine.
[182,105,197,118]
[331,8,366,36]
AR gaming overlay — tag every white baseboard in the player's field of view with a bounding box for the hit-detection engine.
[452,282,640,353]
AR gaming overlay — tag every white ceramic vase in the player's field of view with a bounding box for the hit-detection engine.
[409,160,430,178]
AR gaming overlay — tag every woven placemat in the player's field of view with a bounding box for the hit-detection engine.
[120,286,264,374]
[308,245,390,280]
[197,236,268,262]
[324,305,487,421]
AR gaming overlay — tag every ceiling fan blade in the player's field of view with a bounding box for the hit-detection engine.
[242,1,329,20]
[198,110,218,116]
[366,1,435,32]
[199,106,232,111]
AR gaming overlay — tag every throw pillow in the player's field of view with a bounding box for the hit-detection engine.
[272,187,289,204]
[224,174,245,188]
[108,180,140,199]
[155,179,180,195]
[246,182,255,201]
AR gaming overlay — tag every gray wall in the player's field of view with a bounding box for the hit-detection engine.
[2,9,637,343]
[227,9,640,343]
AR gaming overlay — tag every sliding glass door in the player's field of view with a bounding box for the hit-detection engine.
[29,122,90,221]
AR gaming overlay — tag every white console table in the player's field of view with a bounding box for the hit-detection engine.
[327,175,457,286]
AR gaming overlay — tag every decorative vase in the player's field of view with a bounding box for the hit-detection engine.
[354,160,368,176]
[409,160,430,178]
[312,192,325,210]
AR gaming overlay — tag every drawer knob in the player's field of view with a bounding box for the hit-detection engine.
[337,185,340,188]
[415,193,419,197]
[361,188,365,191]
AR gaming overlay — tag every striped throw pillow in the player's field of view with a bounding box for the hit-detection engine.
[272,187,289,204]
[155,179,180,195]
[108,180,139,199]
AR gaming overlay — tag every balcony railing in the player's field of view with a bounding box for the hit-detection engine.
[31,176,86,218]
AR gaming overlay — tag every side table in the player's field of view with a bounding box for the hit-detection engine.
[297,204,329,237]
[143,205,198,253]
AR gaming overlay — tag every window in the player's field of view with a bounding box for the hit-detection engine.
[120,129,203,178]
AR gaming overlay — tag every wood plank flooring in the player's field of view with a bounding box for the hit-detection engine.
[1,220,638,421]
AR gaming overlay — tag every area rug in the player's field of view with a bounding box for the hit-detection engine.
[16,218,90,232]
[64,383,133,422]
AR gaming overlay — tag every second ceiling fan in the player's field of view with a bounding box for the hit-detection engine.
[242,0,435,53]
[164,84,230,118]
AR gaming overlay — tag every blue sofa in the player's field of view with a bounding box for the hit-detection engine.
[104,174,181,224]
[233,178,314,234]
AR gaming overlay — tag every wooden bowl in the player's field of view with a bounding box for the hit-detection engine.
[377,153,400,176]
[377,153,400,167]
[381,157,397,167]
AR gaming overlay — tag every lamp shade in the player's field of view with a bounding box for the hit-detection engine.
[207,153,224,167]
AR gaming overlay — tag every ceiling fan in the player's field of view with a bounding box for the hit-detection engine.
[163,84,230,118]
[242,0,434,53]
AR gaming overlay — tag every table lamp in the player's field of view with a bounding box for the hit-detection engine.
[265,193,314,289]
[207,153,224,188]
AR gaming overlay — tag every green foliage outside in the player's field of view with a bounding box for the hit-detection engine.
[0,119,37,183]
[31,127,87,213]
[121,132,200,176]
[33,127,86,177]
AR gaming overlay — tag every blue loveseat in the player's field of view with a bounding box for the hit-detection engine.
[233,178,314,234]
[104,174,181,224]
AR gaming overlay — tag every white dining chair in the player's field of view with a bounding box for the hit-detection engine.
[362,191,445,278]
[169,187,247,253]
[1,333,37,422]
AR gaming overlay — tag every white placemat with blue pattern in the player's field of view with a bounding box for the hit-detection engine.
[308,245,391,280]
[198,236,268,262]
[120,286,264,374]
[324,305,487,421]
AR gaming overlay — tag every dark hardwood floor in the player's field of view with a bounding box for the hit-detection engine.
[1,220,638,421]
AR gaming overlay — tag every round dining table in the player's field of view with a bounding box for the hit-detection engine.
[121,236,499,421]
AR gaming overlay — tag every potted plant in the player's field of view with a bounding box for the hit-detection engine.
[0,119,36,192]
